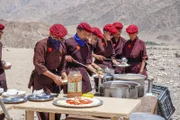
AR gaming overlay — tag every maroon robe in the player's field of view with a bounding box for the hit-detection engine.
[94,39,115,69]
[64,37,92,93]
[0,41,6,120]
[28,38,66,120]
[112,36,126,73]
[0,41,7,91]
[123,37,148,78]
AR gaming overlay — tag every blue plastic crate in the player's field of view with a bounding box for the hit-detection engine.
[152,84,175,120]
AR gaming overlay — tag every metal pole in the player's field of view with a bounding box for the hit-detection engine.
[0,98,12,120]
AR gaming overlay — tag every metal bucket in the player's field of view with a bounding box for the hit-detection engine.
[113,74,146,97]
[130,113,165,120]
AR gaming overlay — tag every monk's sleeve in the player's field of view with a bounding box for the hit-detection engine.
[141,42,148,60]
[111,43,116,59]
[86,54,93,65]
[58,47,67,75]
[33,42,48,75]
[0,42,4,69]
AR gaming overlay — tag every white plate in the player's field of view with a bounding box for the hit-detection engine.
[114,63,130,67]
[53,97,103,108]
[2,90,26,97]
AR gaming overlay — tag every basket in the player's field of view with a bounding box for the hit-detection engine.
[152,84,175,120]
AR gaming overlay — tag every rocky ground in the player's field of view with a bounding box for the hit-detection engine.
[2,44,180,120]
[147,45,180,120]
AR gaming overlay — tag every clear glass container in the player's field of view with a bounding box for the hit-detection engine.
[67,71,82,98]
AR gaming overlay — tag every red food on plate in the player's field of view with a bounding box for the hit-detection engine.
[66,97,93,105]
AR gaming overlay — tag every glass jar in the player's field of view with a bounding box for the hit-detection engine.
[67,71,82,98]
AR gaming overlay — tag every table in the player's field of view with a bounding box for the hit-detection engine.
[66,96,157,120]
[13,96,141,120]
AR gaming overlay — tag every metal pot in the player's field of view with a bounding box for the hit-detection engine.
[112,81,140,99]
[103,73,114,82]
[113,74,146,97]
[94,73,114,92]
[130,112,165,120]
[110,83,130,98]
[100,81,130,98]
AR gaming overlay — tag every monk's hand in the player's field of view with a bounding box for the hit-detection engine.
[53,75,63,86]
[3,64,12,70]
[87,65,97,74]
[112,59,120,65]
[139,70,143,74]
[65,55,73,62]
[95,55,105,61]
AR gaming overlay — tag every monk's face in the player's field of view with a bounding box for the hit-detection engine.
[77,29,91,41]
[88,34,97,44]
[114,29,122,39]
[128,33,137,40]
[0,30,3,40]
[49,32,65,41]
[104,31,113,41]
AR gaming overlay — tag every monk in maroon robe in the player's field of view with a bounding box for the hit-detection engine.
[0,23,12,120]
[123,24,148,78]
[112,22,126,73]
[65,22,95,93]
[28,24,68,120]
[93,24,119,69]
[87,27,104,71]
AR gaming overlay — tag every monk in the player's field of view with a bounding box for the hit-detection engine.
[28,24,68,120]
[65,22,95,93]
[93,24,119,69]
[123,24,148,78]
[112,22,126,73]
[0,23,12,120]
[87,27,104,71]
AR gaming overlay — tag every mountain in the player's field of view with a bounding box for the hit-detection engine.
[0,0,180,48]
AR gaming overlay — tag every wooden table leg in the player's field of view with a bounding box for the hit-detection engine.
[49,113,55,120]
[123,117,129,120]
[111,117,120,120]
[25,110,34,120]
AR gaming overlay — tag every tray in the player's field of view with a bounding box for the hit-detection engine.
[2,96,27,104]
[113,63,130,67]
[27,93,54,102]
[53,97,103,108]
[2,90,26,97]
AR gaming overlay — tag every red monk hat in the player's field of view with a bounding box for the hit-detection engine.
[50,24,67,38]
[103,24,118,35]
[126,24,138,34]
[112,22,123,30]
[92,27,103,39]
[0,24,5,30]
[77,22,92,33]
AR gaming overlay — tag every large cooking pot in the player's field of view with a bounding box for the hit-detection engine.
[113,74,146,97]
[113,81,140,99]
[130,113,165,120]
[100,81,130,98]
[100,81,140,98]
[94,73,114,92]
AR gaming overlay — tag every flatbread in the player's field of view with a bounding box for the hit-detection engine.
[53,97,103,108]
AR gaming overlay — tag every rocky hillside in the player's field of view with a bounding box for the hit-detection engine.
[0,0,180,47]
[0,19,49,48]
